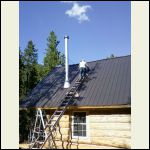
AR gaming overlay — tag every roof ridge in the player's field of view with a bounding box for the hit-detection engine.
[69,54,131,66]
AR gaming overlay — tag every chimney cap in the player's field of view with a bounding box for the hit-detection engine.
[64,35,69,39]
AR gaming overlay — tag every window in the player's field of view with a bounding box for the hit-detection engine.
[72,112,87,137]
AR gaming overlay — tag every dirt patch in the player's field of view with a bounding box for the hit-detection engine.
[19,143,29,149]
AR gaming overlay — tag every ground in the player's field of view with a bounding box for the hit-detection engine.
[19,143,29,149]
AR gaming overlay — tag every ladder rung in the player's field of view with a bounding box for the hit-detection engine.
[35,141,44,144]
[65,98,72,100]
[53,115,60,117]
[60,103,67,106]
[60,101,68,104]
[72,85,79,88]
[66,93,74,95]
[50,119,57,121]
[58,106,66,109]
[61,101,69,103]
[60,99,69,103]
[59,107,66,109]
[39,142,44,144]
[66,91,75,95]
[75,81,81,83]
[76,79,80,81]
[34,131,41,134]
[65,95,72,97]
[65,96,72,98]
[61,101,69,104]
[60,105,67,108]
[69,91,76,93]
[70,89,76,92]
[55,110,63,113]
[71,86,76,89]
[46,124,53,127]
[54,112,62,115]
[54,115,60,117]
[61,100,69,103]
[69,91,75,93]
[59,105,67,109]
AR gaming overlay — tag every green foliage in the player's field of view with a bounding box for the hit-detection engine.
[36,64,45,81]
[19,109,35,143]
[59,53,65,66]
[44,31,64,76]
[23,41,39,94]
[19,31,65,142]
[19,49,26,100]
[19,41,39,142]
[107,54,116,59]
[28,66,39,90]
[19,33,64,100]
[24,41,38,66]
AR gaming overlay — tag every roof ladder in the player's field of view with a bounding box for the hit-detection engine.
[29,75,87,149]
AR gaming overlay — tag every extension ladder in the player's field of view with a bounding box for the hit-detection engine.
[30,76,87,149]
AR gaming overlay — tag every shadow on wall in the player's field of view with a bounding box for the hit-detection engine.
[54,111,80,149]
[66,112,80,149]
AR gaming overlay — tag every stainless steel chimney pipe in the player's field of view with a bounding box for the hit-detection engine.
[64,35,70,88]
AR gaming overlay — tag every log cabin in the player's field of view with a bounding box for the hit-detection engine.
[20,55,131,149]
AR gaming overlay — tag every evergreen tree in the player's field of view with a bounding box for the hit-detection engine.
[59,53,65,66]
[19,42,39,142]
[44,31,62,75]
[19,109,35,142]
[24,41,38,94]
[107,54,116,59]
[24,41,38,65]
[36,64,45,81]
[19,32,65,143]
[19,49,26,100]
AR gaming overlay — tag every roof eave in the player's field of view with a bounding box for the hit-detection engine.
[19,104,131,110]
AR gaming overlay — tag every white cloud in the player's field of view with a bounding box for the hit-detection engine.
[63,2,91,23]
[61,1,76,4]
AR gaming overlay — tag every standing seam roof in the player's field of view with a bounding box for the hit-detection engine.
[20,55,131,108]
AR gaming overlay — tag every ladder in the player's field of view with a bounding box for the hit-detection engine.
[30,75,87,149]
[29,109,47,149]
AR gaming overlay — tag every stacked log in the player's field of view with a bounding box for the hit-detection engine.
[45,112,131,149]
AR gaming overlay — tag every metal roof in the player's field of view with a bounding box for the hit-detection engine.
[20,55,131,108]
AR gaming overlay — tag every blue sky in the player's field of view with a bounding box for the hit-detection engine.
[20,1,131,65]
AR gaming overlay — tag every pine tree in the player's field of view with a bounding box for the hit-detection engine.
[19,49,26,100]
[60,53,65,66]
[19,32,65,142]
[44,31,62,76]
[107,54,116,59]
[19,42,38,142]
[19,109,35,142]
[24,41,38,94]
[36,64,45,81]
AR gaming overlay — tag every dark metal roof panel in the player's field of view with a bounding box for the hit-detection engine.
[20,55,131,108]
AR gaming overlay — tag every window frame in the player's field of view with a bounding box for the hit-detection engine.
[71,111,90,139]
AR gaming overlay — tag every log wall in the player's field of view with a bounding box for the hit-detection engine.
[44,108,131,149]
